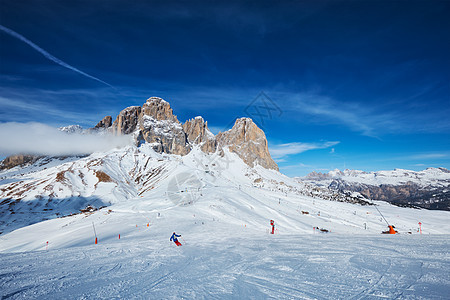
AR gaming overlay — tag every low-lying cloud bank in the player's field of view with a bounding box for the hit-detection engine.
[0,122,133,157]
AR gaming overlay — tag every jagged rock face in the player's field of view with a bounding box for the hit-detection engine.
[0,155,39,170]
[101,97,278,169]
[141,97,179,123]
[139,98,190,155]
[112,106,142,135]
[217,118,279,171]
[94,116,112,129]
[183,117,217,153]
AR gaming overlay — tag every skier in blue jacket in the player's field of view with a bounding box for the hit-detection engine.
[170,232,182,246]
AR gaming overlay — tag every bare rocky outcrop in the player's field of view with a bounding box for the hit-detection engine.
[104,97,278,169]
[183,117,217,153]
[94,116,112,130]
[112,106,142,135]
[217,118,279,171]
[141,97,179,123]
[139,98,190,155]
[0,97,278,171]
[0,154,39,170]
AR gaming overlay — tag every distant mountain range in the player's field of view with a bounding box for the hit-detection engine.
[302,168,450,210]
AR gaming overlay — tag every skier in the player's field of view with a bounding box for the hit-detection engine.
[170,232,182,246]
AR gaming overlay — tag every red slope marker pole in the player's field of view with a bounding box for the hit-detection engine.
[92,222,98,244]
[419,222,422,234]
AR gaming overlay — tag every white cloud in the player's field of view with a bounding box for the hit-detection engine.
[0,96,92,123]
[408,153,448,160]
[0,122,133,156]
[270,141,339,159]
[285,93,393,137]
[280,162,313,169]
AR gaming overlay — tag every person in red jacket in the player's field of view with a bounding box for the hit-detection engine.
[170,232,182,246]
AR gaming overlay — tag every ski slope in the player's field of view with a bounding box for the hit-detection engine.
[1,144,450,298]
[1,234,449,299]
[2,144,449,240]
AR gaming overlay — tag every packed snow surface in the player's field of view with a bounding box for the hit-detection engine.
[1,144,450,298]
[1,234,449,299]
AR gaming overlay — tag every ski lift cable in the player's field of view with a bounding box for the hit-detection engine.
[372,200,390,226]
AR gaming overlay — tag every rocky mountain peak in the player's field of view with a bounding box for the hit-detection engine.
[112,106,142,135]
[183,116,216,153]
[94,116,112,130]
[142,97,179,123]
[217,117,278,171]
[97,97,278,170]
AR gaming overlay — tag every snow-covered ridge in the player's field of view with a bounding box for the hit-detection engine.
[0,143,367,235]
[307,167,450,187]
[58,124,84,134]
[303,167,450,210]
[1,143,449,252]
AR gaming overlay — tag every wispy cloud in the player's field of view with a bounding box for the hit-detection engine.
[0,122,132,156]
[283,93,397,137]
[0,96,100,126]
[270,141,339,159]
[0,85,130,126]
[375,152,450,163]
[280,162,313,169]
[280,91,450,137]
[408,153,449,160]
[0,24,113,88]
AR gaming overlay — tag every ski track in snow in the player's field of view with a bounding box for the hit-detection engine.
[1,235,449,299]
[1,145,450,298]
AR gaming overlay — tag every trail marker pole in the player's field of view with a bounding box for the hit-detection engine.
[92,222,98,244]
[46,241,48,251]
[419,222,422,234]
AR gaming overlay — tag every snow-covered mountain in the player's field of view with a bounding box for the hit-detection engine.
[1,97,449,249]
[59,124,84,134]
[2,97,450,298]
[303,168,450,210]
[0,143,375,237]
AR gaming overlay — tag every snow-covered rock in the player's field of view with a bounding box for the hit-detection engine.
[303,168,450,210]
[59,125,83,134]
[183,116,217,153]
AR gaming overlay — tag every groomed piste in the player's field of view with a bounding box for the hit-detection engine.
[1,144,450,298]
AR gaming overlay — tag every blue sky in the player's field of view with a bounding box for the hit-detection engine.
[0,0,449,176]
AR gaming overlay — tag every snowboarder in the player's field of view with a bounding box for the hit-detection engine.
[170,232,182,246]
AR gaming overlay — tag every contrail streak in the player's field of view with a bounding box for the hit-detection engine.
[0,24,113,88]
